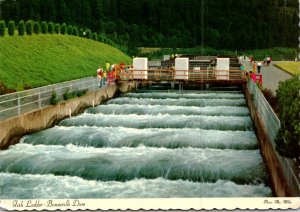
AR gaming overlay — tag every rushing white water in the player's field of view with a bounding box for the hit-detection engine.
[107,97,247,107]
[59,113,253,131]
[86,104,250,116]
[22,126,258,150]
[0,90,272,198]
[0,173,272,199]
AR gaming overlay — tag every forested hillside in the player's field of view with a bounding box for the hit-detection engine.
[1,0,298,50]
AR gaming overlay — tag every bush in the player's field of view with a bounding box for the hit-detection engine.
[25,20,33,35]
[60,23,67,34]
[54,23,60,34]
[48,22,54,34]
[0,20,5,36]
[50,90,59,105]
[33,22,40,34]
[86,29,91,39]
[72,26,78,36]
[41,21,48,34]
[8,20,15,36]
[18,20,25,36]
[98,34,103,42]
[67,25,73,35]
[92,32,98,41]
[63,89,87,100]
[275,76,300,162]
[79,28,84,37]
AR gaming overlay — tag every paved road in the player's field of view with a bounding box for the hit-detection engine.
[242,60,293,94]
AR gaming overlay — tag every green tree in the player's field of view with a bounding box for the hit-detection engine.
[67,25,73,35]
[48,22,54,34]
[60,23,67,34]
[86,29,92,39]
[25,20,33,35]
[8,20,15,36]
[18,20,25,36]
[33,21,41,34]
[72,26,78,36]
[0,21,5,36]
[79,28,84,37]
[41,21,48,34]
[92,32,98,41]
[54,23,60,34]
[275,76,300,162]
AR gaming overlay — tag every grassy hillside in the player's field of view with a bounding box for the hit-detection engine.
[274,62,300,76]
[0,34,132,91]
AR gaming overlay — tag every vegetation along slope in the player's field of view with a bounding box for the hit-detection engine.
[0,34,132,91]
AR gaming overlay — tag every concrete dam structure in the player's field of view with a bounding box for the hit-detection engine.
[0,81,274,198]
[0,79,298,199]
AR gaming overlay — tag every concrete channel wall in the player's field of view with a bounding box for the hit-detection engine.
[245,81,300,197]
[0,82,136,150]
[0,79,299,197]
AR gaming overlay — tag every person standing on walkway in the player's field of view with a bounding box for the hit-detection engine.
[257,61,262,73]
[266,56,271,66]
[97,66,103,87]
[252,61,257,73]
[250,56,254,65]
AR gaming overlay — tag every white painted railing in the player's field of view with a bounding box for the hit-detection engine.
[247,80,300,195]
[0,77,98,121]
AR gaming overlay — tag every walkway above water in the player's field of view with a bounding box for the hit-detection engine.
[120,69,246,85]
[242,60,293,94]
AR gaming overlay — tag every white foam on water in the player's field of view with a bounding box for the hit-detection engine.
[0,144,268,184]
[0,173,272,199]
[59,113,253,131]
[86,104,250,116]
[22,126,258,150]
[107,97,247,107]
[121,92,245,99]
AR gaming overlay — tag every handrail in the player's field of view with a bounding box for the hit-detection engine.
[247,80,300,195]
[120,69,246,82]
[0,77,98,121]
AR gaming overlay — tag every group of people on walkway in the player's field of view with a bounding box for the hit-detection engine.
[240,56,272,85]
[249,56,272,74]
[97,62,131,87]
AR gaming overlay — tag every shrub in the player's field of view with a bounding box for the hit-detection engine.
[92,32,98,41]
[86,29,91,39]
[48,22,54,34]
[275,76,300,162]
[76,89,87,97]
[41,21,48,34]
[98,34,103,42]
[25,20,33,35]
[0,21,5,36]
[8,20,15,36]
[67,25,73,35]
[79,28,84,37]
[50,90,59,105]
[72,26,78,36]
[18,20,25,36]
[60,23,67,34]
[33,22,40,34]
[63,89,87,100]
[54,23,60,34]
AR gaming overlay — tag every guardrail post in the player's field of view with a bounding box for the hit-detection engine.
[17,93,21,115]
[38,88,41,109]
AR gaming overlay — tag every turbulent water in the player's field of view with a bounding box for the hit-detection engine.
[0,90,272,199]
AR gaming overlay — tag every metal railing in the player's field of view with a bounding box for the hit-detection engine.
[247,80,280,142]
[0,77,98,121]
[121,69,246,83]
[247,80,300,195]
